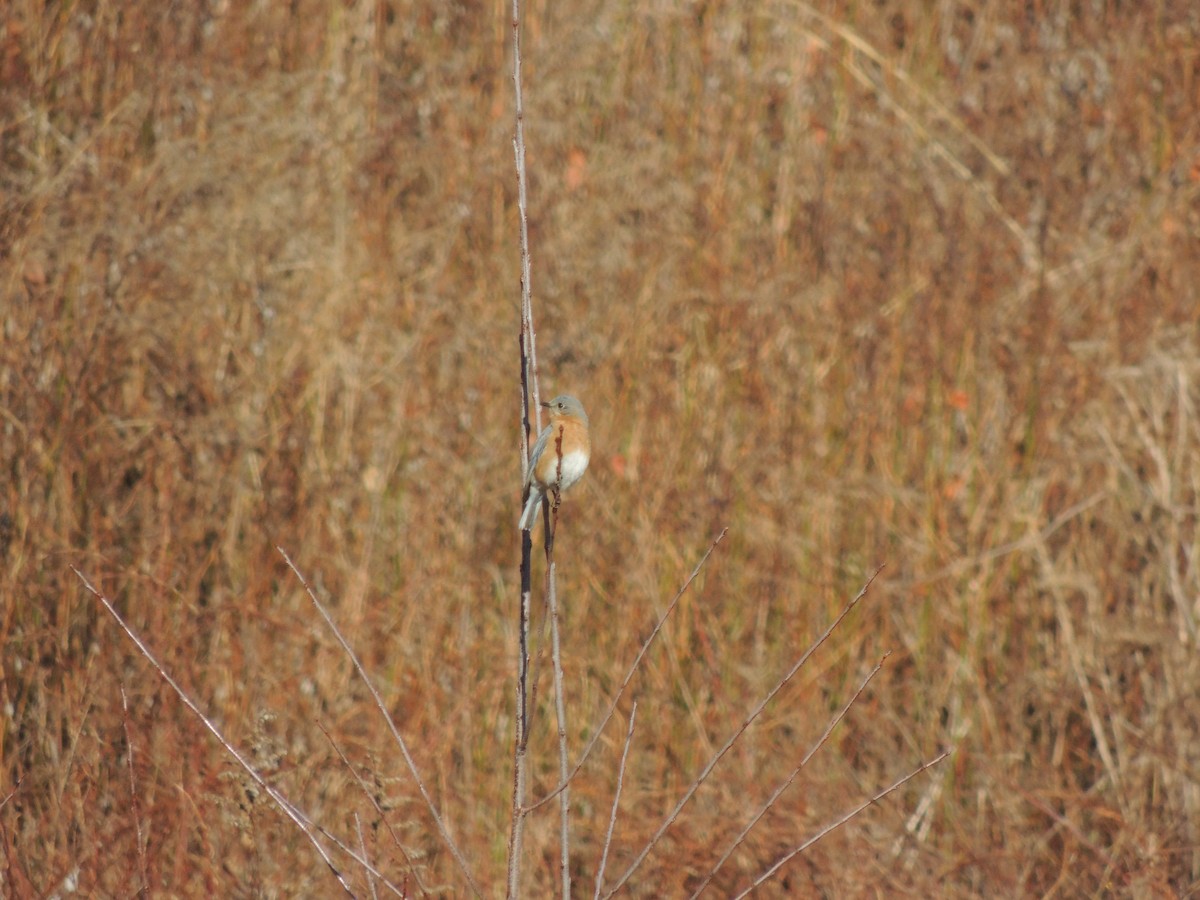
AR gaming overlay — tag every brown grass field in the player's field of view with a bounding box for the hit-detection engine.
[3,1,1200,896]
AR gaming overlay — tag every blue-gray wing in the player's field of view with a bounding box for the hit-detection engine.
[526,424,552,487]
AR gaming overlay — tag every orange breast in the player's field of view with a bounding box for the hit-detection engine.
[535,416,591,488]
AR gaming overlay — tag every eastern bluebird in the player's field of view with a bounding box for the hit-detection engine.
[519,394,591,531]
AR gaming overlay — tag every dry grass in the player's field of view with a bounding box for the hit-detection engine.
[3,0,1200,896]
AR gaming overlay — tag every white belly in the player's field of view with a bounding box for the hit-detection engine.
[549,450,589,491]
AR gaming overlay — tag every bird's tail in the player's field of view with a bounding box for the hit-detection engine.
[518,490,543,531]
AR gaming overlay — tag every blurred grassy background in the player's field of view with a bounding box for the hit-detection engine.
[3,0,1199,895]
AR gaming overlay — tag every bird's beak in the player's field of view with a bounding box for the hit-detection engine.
[540,401,551,409]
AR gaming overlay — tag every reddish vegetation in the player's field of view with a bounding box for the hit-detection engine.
[2,2,1198,895]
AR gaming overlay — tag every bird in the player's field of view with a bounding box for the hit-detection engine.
[519,394,591,531]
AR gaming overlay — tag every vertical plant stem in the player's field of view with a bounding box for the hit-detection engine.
[508,530,534,899]
[509,0,538,888]
[512,0,541,430]
[549,555,572,898]
[545,439,572,895]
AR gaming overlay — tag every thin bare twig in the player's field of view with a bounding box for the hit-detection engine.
[594,702,637,900]
[299,813,406,898]
[732,750,953,898]
[355,813,379,900]
[689,654,890,898]
[119,685,150,898]
[527,529,729,812]
[277,550,483,898]
[316,720,432,898]
[73,567,365,898]
[0,778,19,813]
[601,568,883,897]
